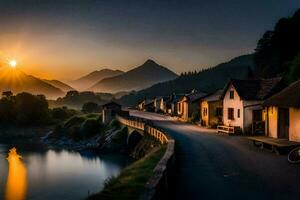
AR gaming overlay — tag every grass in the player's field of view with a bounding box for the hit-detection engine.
[87,145,166,200]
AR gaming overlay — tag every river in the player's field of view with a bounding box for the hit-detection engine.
[0,143,129,200]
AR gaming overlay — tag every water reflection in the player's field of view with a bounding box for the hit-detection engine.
[5,147,27,200]
[0,145,129,200]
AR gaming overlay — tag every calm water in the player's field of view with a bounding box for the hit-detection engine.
[0,143,129,200]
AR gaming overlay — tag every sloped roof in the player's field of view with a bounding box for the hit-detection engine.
[169,94,185,104]
[180,91,207,103]
[221,78,284,101]
[202,89,223,102]
[264,79,300,108]
[102,101,121,108]
[144,99,154,105]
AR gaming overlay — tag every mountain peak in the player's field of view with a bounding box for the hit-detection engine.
[144,59,158,66]
[89,60,178,93]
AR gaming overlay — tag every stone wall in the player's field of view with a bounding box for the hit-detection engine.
[116,114,175,200]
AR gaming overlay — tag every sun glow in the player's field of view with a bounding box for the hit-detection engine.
[9,60,17,68]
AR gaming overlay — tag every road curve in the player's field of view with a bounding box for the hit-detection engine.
[130,110,300,200]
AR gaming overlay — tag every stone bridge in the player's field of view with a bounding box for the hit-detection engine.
[116,115,169,145]
[115,114,175,200]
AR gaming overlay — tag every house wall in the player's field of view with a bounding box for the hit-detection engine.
[160,99,167,113]
[201,101,209,126]
[265,106,278,138]
[177,97,190,121]
[182,101,189,121]
[243,101,263,132]
[177,101,189,121]
[223,85,244,129]
[138,102,144,110]
[154,99,161,112]
[102,109,112,124]
[289,107,300,142]
[208,100,223,127]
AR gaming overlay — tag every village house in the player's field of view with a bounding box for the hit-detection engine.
[220,78,284,134]
[177,90,207,121]
[154,96,163,112]
[200,90,223,128]
[138,99,154,112]
[153,96,171,113]
[102,101,122,124]
[168,94,184,115]
[263,80,300,142]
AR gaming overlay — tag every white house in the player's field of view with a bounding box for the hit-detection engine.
[264,79,300,142]
[154,97,163,112]
[221,78,284,133]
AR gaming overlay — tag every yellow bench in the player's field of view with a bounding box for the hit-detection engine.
[217,125,235,134]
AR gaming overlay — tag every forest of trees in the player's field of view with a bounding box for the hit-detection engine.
[254,9,300,83]
[0,92,50,125]
[51,90,115,109]
[0,92,77,126]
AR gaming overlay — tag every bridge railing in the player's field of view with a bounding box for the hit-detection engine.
[115,114,175,200]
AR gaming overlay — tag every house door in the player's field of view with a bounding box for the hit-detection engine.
[278,108,289,139]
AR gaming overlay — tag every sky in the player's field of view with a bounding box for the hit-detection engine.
[0,0,299,81]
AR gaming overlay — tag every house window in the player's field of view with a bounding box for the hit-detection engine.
[216,108,222,116]
[229,91,234,99]
[203,108,208,116]
[237,109,240,118]
[228,108,234,120]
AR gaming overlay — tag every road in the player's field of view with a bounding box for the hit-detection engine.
[130,110,300,200]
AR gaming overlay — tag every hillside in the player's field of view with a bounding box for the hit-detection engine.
[254,9,300,83]
[50,91,107,109]
[0,68,64,99]
[89,59,178,93]
[43,79,74,92]
[69,69,124,91]
[119,54,254,106]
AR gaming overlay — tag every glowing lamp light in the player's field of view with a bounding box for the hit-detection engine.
[9,60,17,68]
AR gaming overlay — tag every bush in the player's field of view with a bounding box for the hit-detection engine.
[85,113,100,119]
[64,116,86,128]
[51,107,79,120]
[14,93,50,125]
[108,119,120,129]
[80,119,103,138]
[0,98,15,123]
[112,126,128,143]
[68,126,81,140]
[82,102,100,113]
[51,124,68,137]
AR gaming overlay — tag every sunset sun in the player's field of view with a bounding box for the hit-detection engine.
[9,60,17,68]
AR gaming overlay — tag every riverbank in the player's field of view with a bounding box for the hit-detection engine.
[0,126,53,143]
[87,145,166,200]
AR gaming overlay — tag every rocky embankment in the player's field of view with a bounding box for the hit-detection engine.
[42,118,160,157]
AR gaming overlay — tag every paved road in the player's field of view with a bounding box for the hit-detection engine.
[130,110,300,200]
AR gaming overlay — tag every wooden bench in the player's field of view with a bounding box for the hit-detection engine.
[217,125,236,134]
[248,136,300,155]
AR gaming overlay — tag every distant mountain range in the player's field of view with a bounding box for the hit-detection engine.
[0,68,64,99]
[119,54,254,106]
[43,79,74,92]
[69,69,124,91]
[88,59,178,93]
